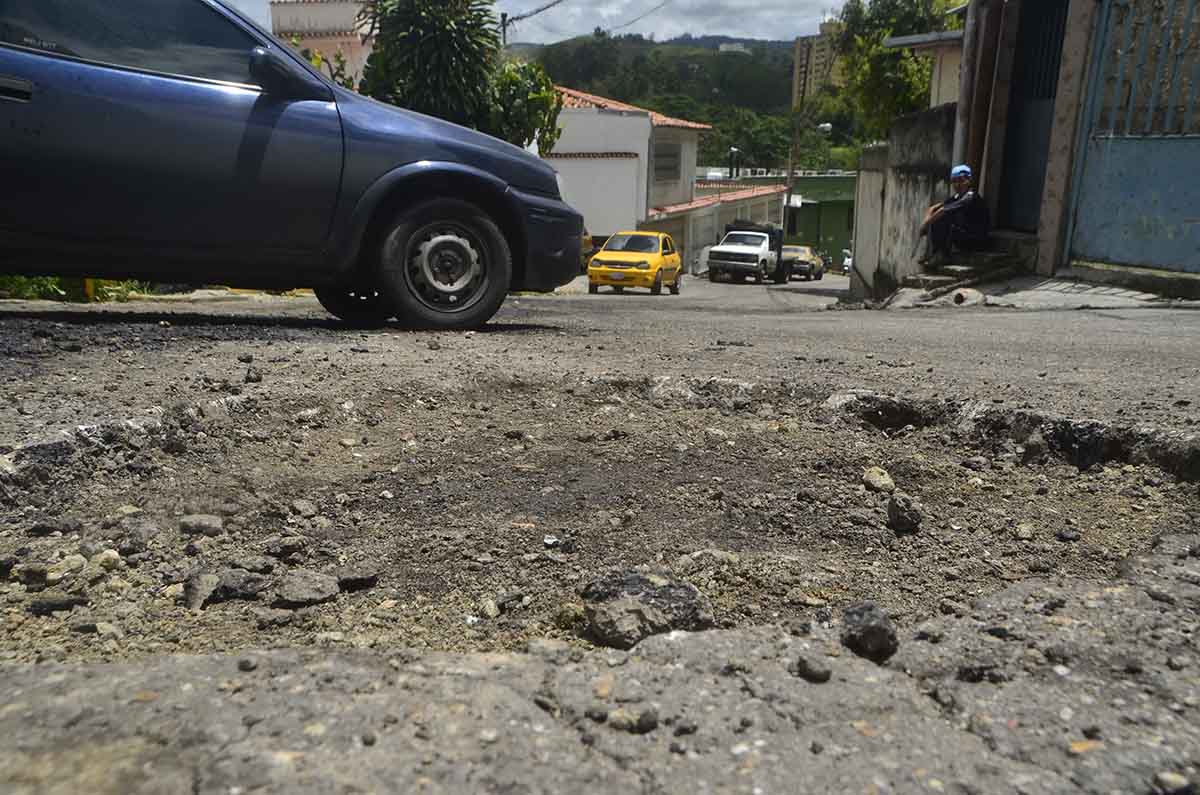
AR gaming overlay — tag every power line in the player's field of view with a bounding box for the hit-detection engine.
[609,0,671,33]
[501,0,571,45]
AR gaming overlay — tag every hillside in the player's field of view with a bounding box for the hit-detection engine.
[537,32,794,116]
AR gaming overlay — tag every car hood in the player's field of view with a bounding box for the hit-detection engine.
[336,88,561,196]
[710,244,765,255]
[592,251,658,264]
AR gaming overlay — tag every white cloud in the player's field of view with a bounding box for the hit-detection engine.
[495,0,837,44]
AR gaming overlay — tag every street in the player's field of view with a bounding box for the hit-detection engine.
[2,282,1199,792]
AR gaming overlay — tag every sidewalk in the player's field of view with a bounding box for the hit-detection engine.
[890,272,1200,311]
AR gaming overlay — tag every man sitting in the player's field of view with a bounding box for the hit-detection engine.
[920,164,991,267]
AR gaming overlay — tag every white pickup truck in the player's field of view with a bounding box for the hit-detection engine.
[706,226,787,284]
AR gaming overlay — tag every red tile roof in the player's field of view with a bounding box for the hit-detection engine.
[649,185,788,219]
[543,152,640,159]
[556,87,712,131]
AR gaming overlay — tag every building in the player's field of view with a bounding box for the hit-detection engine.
[885,29,965,108]
[270,0,372,84]
[549,88,786,271]
[225,0,271,29]
[792,21,846,108]
[852,0,1200,299]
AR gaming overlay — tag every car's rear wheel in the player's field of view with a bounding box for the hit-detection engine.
[378,198,511,330]
[670,273,682,295]
[315,284,394,328]
[651,272,663,296]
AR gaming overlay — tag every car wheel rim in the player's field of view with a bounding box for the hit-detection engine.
[404,222,486,314]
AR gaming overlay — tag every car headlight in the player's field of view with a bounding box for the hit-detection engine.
[635,261,651,270]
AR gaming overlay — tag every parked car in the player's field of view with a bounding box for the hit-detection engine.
[587,231,683,296]
[0,0,582,329]
[707,222,787,284]
[782,245,825,281]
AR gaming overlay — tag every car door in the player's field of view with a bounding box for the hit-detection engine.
[663,236,681,279]
[0,0,343,272]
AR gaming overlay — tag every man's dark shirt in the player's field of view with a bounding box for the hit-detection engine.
[939,189,990,239]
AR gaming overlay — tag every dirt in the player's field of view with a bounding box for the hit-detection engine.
[1,296,1197,668]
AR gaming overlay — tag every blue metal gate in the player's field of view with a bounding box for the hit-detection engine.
[1070,0,1200,272]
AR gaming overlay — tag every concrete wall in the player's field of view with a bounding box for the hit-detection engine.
[878,104,957,291]
[930,46,963,107]
[553,109,653,226]
[1036,0,1100,275]
[271,1,371,82]
[852,145,888,297]
[650,128,700,210]
[552,158,642,238]
[271,1,364,34]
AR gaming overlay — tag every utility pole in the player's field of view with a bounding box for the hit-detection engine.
[502,0,570,48]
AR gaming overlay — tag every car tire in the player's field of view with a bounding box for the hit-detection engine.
[669,273,682,295]
[315,284,394,328]
[651,272,663,295]
[816,271,824,281]
[588,283,598,295]
[754,265,765,285]
[378,198,511,330]
[708,269,719,283]
[613,286,624,294]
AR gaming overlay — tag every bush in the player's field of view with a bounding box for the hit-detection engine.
[0,276,66,300]
[0,276,147,302]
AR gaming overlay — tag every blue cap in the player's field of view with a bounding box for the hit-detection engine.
[951,164,973,179]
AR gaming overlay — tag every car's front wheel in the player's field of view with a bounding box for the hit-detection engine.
[378,199,511,330]
[315,284,394,328]
[670,273,682,295]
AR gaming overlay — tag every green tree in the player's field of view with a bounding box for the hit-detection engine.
[357,1,562,152]
[486,60,564,156]
[359,0,500,128]
[838,0,950,139]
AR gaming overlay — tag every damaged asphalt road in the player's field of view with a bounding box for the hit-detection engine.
[1,283,1199,793]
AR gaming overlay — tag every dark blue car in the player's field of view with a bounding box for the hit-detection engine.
[0,0,582,328]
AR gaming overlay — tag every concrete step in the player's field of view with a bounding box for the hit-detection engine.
[932,251,1020,278]
[902,274,959,290]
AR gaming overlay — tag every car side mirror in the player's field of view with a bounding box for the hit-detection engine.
[250,47,333,102]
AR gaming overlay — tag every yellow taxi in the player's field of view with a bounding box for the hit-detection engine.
[587,231,683,296]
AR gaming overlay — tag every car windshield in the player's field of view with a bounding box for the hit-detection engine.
[604,234,660,253]
[785,246,812,256]
[721,233,767,247]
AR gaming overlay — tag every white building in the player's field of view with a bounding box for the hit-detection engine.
[270,0,372,85]
[549,87,786,271]
[225,0,271,29]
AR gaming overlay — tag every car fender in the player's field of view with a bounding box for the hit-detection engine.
[333,161,524,275]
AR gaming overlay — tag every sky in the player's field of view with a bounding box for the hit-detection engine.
[494,0,838,44]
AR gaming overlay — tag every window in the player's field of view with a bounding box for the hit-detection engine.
[603,234,660,254]
[654,142,682,182]
[0,0,260,85]
[663,237,675,254]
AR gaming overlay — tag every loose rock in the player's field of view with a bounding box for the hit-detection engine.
[180,515,224,537]
[789,654,833,684]
[862,467,896,493]
[841,602,899,664]
[184,572,221,611]
[887,492,924,534]
[276,570,339,608]
[580,570,714,650]
[28,591,88,615]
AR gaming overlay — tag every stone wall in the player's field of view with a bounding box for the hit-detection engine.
[871,104,957,296]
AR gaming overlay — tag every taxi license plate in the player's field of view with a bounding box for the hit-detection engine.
[609,273,624,280]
